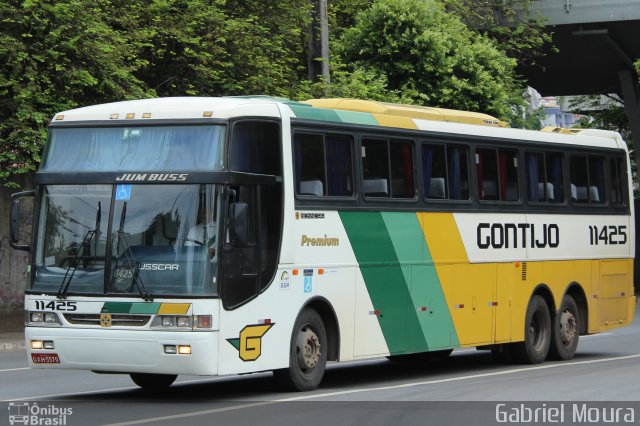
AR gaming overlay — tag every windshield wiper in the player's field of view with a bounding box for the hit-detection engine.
[57,202,101,299]
[110,202,153,301]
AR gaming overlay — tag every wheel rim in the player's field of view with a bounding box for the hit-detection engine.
[295,325,321,373]
[560,309,577,346]
[529,310,546,350]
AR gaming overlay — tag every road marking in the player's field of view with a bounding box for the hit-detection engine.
[5,373,270,402]
[582,332,613,339]
[0,367,29,373]
[103,353,640,426]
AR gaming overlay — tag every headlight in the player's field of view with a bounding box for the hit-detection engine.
[27,311,62,326]
[44,313,58,323]
[177,317,190,327]
[161,316,175,327]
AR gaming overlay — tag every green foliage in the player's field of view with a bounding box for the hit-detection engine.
[571,95,633,145]
[0,0,150,186]
[0,0,563,187]
[334,0,522,121]
[441,0,555,66]
[0,0,312,186]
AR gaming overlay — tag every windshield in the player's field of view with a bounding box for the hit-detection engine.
[41,125,225,172]
[33,184,220,296]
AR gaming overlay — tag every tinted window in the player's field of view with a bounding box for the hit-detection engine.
[570,155,605,204]
[525,152,564,203]
[294,132,353,197]
[422,144,470,200]
[477,148,518,202]
[362,138,414,198]
[230,121,281,175]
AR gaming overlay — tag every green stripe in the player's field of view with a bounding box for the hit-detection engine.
[335,110,379,126]
[129,303,161,314]
[289,104,379,126]
[339,211,427,354]
[101,302,133,314]
[289,105,342,122]
[381,212,459,349]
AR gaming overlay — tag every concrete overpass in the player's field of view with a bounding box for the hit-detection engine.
[518,0,640,163]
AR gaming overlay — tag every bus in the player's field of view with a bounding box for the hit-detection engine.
[10,97,635,391]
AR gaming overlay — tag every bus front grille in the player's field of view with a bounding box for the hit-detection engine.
[64,314,151,327]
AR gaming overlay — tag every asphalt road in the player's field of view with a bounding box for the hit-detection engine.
[1,306,639,426]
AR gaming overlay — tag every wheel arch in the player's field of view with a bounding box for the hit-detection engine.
[531,284,557,319]
[563,282,589,335]
[299,297,340,361]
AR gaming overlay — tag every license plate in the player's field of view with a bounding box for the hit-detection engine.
[31,353,61,364]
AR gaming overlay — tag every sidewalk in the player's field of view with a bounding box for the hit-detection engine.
[0,312,25,352]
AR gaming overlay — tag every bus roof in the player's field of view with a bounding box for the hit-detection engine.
[50,96,627,152]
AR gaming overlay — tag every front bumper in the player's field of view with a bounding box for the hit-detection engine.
[25,327,219,375]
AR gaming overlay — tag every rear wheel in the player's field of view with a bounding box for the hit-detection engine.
[511,295,551,364]
[130,373,177,389]
[549,295,580,360]
[274,308,327,391]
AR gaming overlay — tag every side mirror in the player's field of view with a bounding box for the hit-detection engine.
[10,190,35,251]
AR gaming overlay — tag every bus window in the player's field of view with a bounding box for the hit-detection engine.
[423,145,447,199]
[362,138,414,198]
[571,155,605,204]
[448,146,470,200]
[295,133,326,196]
[294,132,353,197]
[588,157,606,204]
[390,140,414,198]
[610,157,627,206]
[362,139,390,197]
[477,148,518,202]
[546,153,564,202]
[525,152,563,203]
[230,121,281,175]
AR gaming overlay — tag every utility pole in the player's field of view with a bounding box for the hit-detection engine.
[309,0,330,84]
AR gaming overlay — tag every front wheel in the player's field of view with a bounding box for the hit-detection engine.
[130,373,177,390]
[549,295,580,360]
[274,308,327,391]
[511,295,551,364]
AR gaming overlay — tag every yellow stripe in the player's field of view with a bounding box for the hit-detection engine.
[418,212,468,263]
[158,303,191,315]
[417,211,635,346]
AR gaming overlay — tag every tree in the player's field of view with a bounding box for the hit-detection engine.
[0,0,313,186]
[0,0,150,187]
[333,0,522,122]
[440,0,555,67]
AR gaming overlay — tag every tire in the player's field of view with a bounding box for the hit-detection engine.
[274,308,327,391]
[130,373,177,389]
[549,295,580,360]
[511,295,551,364]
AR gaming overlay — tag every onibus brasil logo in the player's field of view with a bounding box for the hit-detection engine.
[8,402,73,425]
[227,323,275,361]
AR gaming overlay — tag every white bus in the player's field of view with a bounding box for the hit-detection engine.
[11,97,635,391]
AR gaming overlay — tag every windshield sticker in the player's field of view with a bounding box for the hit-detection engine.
[115,184,132,200]
[304,269,313,293]
[280,271,290,290]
